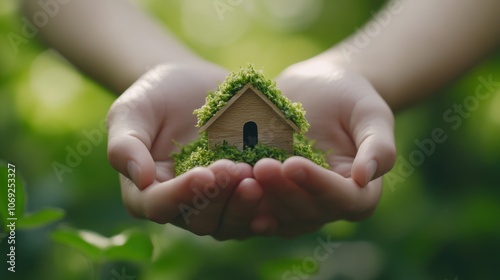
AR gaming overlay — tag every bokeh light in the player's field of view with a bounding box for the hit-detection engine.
[489,91,500,125]
[29,49,83,108]
[254,0,323,32]
[181,0,252,47]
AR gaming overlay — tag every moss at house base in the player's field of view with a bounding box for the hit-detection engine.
[172,133,329,176]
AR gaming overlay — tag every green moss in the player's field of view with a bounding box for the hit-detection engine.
[173,133,329,176]
[194,64,310,132]
[293,134,330,169]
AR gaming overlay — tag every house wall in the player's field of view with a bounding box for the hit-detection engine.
[206,89,294,153]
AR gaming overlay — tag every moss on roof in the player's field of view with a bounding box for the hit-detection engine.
[194,64,310,132]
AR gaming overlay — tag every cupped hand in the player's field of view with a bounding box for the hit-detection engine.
[250,58,396,237]
[107,62,264,240]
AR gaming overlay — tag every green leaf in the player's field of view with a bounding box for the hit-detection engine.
[259,258,309,280]
[0,161,26,232]
[51,227,153,263]
[51,227,104,261]
[17,208,65,229]
[103,229,153,262]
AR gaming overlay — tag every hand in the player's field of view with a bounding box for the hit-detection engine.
[249,58,396,237]
[107,62,264,240]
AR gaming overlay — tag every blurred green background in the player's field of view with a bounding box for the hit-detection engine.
[1,0,499,279]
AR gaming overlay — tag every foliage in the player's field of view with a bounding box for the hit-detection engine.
[16,208,65,229]
[173,132,329,175]
[51,227,153,263]
[293,134,330,169]
[194,64,310,133]
[0,163,64,231]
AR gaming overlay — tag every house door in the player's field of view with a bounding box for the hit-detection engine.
[243,121,258,149]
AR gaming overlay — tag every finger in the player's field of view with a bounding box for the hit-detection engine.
[108,135,156,190]
[349,96,396,186]
[254,159,323,222]
[174,160,249,236]
[214,177,264,240]
[251,202,278,236]
[107,96,158,190]
[121,167,214,223]
[283,157,382,218]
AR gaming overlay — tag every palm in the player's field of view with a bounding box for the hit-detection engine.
[108,63,266,239]
[113,63,227,177]
[248,62,396,237]
[277,62,394,181]
[136,65,226,180]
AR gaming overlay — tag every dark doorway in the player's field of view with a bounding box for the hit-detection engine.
[243,121,258,149]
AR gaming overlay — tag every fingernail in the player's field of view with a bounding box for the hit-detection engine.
[365,160,377,186]
[127,160,141,188]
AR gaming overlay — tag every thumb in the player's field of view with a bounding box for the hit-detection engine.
[350,98,396,187]
[107,103,156,190]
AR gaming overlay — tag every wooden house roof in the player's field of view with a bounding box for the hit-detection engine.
[199,83,301,133]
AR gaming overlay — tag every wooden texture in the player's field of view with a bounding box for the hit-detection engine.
[203,85,296,153]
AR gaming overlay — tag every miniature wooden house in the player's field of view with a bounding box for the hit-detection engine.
[199,83,300,153]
